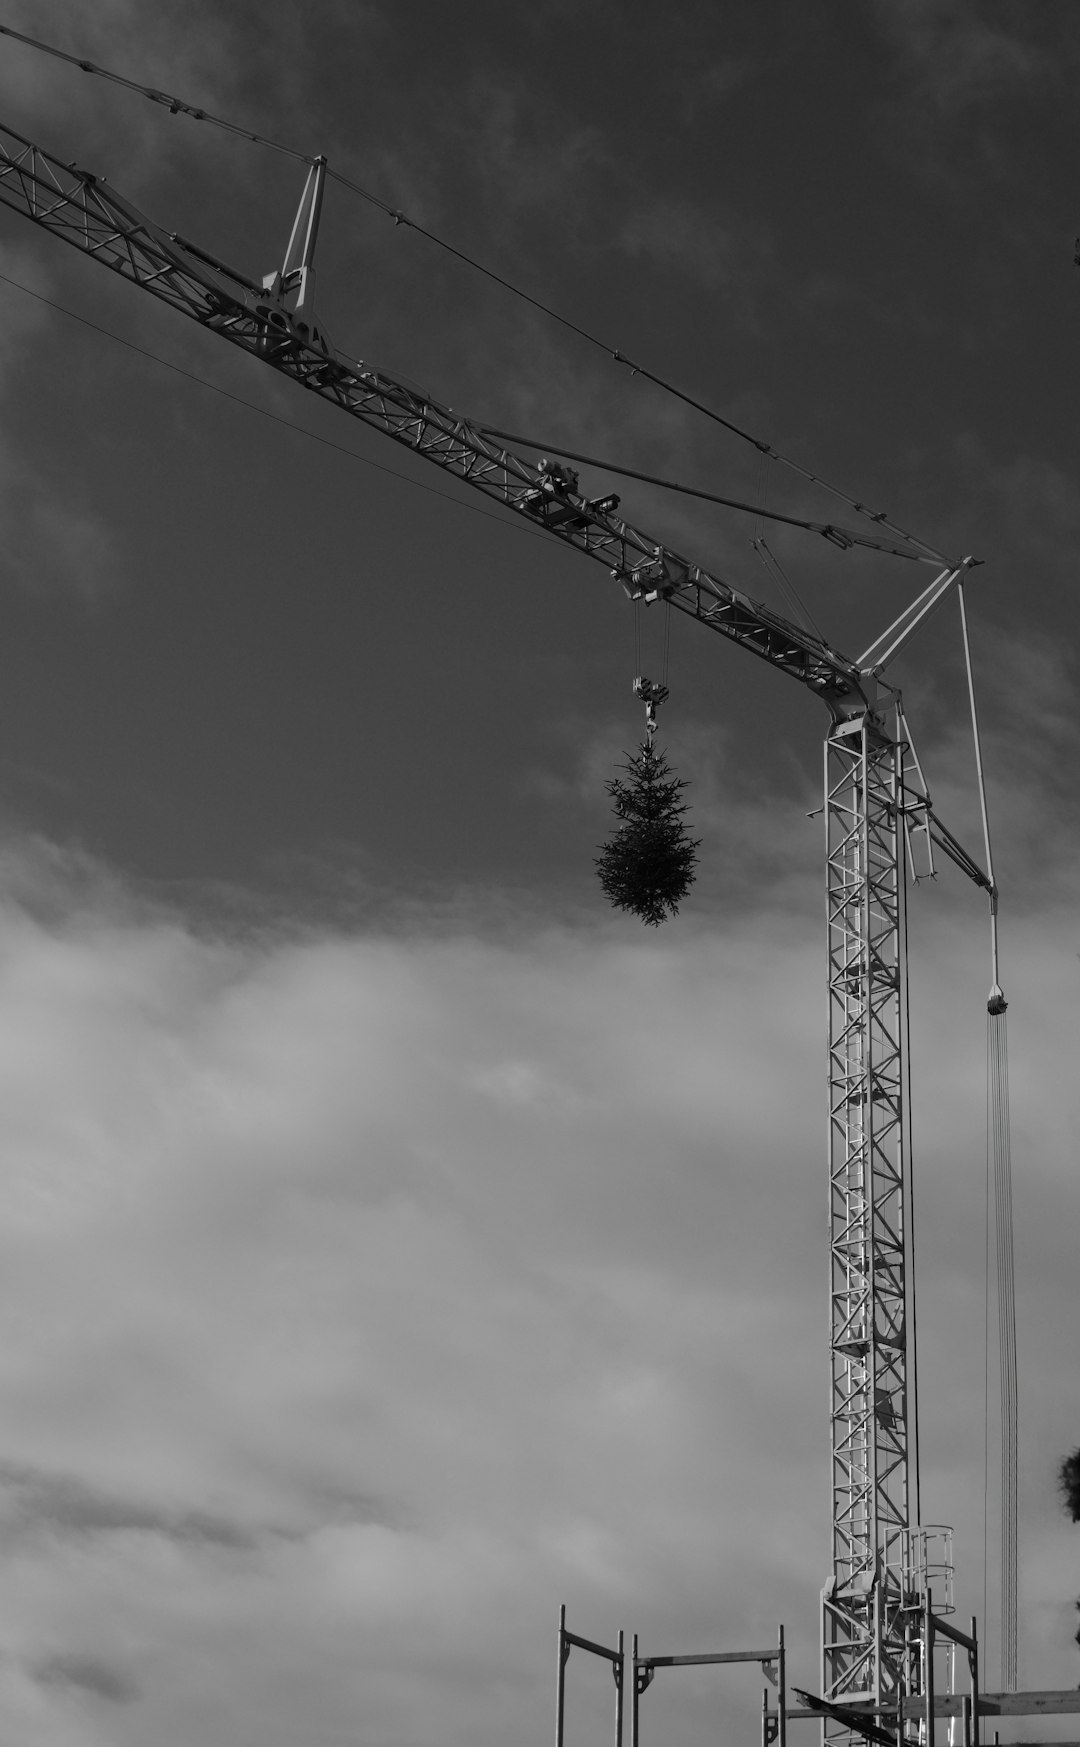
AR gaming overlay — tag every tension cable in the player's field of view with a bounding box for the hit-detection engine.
[0,21,309,161]
[479,425,927,564]
[2,21,955,568]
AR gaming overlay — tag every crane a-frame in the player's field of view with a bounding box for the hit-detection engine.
[0,125,999,1737]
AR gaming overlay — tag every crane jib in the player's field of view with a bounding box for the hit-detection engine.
[0,118,872,717]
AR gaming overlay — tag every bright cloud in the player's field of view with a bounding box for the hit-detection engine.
[0,811,1074,1744]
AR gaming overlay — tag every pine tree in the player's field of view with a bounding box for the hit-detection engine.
[1062,1448,1080,1651]
[1061,1448,1080,1522]
[595,740,700,926]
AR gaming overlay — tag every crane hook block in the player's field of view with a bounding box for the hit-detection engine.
[633,676,669,709]
[987,985,1008,1016]
[633,675,669,740]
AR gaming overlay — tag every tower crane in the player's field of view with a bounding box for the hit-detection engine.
[0,122,1001,1739]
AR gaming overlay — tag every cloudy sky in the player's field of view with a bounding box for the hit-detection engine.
[0,3,1078,1744]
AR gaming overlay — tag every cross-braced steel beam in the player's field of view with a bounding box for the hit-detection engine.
[0,120,878,720]
[822,712,914,1735]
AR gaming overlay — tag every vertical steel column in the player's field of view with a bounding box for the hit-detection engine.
[631,1633,640,1747]
[822,712,912,1736]
[556,1610,625,1747]
[557,1604,568,1747]
[925,1592,936,1747]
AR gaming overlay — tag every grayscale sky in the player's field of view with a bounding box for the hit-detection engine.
[0,3,1077,1744]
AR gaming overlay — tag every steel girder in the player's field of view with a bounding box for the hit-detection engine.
[822,713,914,1735]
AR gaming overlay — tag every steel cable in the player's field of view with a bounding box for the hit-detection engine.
[0,22,310,160]
[0,20,954,566]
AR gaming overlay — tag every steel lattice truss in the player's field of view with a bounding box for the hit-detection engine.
[0,121,877,719]
[823,717,913,1728]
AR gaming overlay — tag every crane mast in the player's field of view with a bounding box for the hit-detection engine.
[824,717,912,1723]
[0,122,993,1739]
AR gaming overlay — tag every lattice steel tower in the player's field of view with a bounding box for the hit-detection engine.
[823,709,913,1723]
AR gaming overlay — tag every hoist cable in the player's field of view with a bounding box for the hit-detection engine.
[755,449,768,545]
[746,447,826,645]
[751,535,824,642]
[0,20,955,568]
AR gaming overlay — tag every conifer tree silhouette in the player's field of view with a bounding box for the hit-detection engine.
[595,740,700,926]
[1062,1448,1080,1523]
[1059,1448,1080,1650]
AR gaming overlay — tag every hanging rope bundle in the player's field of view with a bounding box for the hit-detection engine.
[988,988,1017,1690]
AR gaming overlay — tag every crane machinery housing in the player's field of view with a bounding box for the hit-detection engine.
[0,114,1012,1747]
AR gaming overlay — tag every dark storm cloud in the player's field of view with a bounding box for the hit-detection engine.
[33,1652,139,1704]
[0,1459,394,1549]
[617,197,775,310]
[0,1460,257,1549]
[0,240,117,599]
[873,0,1052,111]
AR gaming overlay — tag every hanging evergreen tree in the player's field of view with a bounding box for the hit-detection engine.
[1060,1448,1080,1652]
[595,740,700,926]
[1060,1447,1080,1522]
